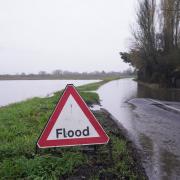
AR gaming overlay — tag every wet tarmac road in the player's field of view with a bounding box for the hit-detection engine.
[129,98,180,180]
[97,78,180,180]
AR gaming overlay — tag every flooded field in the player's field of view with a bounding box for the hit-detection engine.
[0,80,100,107]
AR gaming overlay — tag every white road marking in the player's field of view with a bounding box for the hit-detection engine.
[149,99,180,113]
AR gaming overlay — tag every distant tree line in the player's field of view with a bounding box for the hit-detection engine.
[120,0,180,88]
[0,69,135,80]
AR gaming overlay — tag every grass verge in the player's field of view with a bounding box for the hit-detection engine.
[77,77,120,91]
[0,79,146,179]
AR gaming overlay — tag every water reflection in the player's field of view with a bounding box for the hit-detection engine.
[98,79,137,133]
[137,83,180,101]
[160,149,180,179]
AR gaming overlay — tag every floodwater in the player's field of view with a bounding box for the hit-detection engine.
[97,78,180,180]
[0,80,99,107]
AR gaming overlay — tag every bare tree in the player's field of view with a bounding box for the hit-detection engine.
[38,71,47,75]
[120,0,180,86]
[133,0,156,62]
[160,0,180,51]
[52,69,63,76]
[174,0,180,48]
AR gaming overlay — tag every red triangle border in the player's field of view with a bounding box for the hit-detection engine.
[37,84,109,148]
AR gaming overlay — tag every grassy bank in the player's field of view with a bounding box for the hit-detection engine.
[0,79,146,179]
[77,78,118,91]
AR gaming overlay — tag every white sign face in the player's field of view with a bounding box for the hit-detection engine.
[47,95,99,140]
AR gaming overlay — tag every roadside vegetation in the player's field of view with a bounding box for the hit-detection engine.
[0,80,146,179]
[0,70,134,81]
[120,0,180,88]
[77,78,119,91]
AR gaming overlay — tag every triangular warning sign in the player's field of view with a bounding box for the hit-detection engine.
[37,84,109,148]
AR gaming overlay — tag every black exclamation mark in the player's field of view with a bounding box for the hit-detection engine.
[70,104,72,114]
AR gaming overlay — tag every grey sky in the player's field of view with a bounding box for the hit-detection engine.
[0,0,136,74]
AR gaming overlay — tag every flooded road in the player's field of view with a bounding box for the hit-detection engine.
[97,78,180,180]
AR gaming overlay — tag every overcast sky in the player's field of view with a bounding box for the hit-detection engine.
[0,0,136,74]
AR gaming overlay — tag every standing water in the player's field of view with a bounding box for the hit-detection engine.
[98,78,180,180]
[0,80,100,107]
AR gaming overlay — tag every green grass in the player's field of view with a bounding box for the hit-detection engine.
[77,81,106,91]
[91,112,145,179]
[79,91,99,105]
[0,79,145,179]
[0,86,99,179]
[77,77,120,91]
